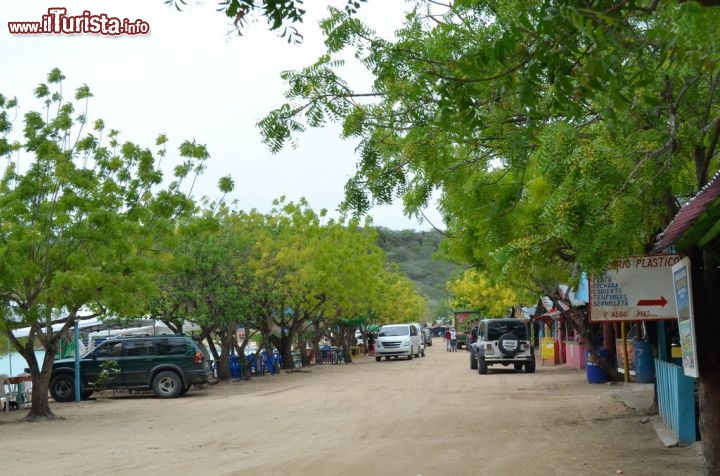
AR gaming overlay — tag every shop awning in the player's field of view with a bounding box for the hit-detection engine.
[654,171,720,252]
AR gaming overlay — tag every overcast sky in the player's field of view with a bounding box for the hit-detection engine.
[2,0,444,230]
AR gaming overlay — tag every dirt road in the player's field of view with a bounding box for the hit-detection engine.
[0,341,705,475]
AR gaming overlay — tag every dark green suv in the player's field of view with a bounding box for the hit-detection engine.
[50,335,212,401]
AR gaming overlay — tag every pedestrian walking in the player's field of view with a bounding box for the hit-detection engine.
[450,327,457,352]
[445,328,451,351]
[367,332,375,356]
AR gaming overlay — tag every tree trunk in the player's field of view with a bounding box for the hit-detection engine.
[21,341,59,420]
[213,332,233,381]
[26,371,53,419]
[274,330,295,370]
[312,321,322,365]
[693,248,720,474]
[215,351,230,381]
[699,373,719,474]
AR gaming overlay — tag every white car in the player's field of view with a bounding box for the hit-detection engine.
[375,323,424,361]
[422,327,432,346]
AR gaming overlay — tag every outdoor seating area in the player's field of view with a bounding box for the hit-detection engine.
[1,373,32,412]
[225,351,283,379]
[216,344,350,378]
[319,346,345,365]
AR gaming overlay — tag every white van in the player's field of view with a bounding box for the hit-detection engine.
[375,323,424,361]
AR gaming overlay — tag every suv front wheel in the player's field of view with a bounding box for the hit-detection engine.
[152,371,183,398]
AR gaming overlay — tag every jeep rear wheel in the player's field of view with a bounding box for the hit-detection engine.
[50,374,75,402]
[478,357,488,374]
[470,350,478,370]
[152,371,182,398]
[526,358,536,373]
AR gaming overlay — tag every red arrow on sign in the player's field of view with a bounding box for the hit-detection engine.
[637,296,668,307]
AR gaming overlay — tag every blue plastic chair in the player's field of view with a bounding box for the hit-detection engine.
[247,354,264,376]
[228,355,241,378]
[273,351,282,369]
[261,350,275,375]
[320,345,333,364]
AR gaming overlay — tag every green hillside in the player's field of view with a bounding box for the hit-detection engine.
[375,228,463,318]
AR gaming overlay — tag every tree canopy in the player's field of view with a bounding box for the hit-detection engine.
[447,269,521,318]
[259,0,720,288]
[0,69,206,418]
[166,0,367,42]
[258,1,720,468]
[0,66,429,413]
[149,195,429,375]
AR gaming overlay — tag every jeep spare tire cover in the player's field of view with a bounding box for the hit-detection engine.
[498,333,520,357]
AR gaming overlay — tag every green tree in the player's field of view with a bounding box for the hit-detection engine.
[447,269,519,318]
[314,220,429,359]
[376,265,429,324]
[258,1,720,469]
[308,220,372,359]
[151,195,295,380]
[0,69,204,419]
[167,0,366,42]
[241,198,330,368]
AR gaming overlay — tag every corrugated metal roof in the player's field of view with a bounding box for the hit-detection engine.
[653,170,720,252]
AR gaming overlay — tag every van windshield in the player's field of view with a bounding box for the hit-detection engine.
[379,326,409,337]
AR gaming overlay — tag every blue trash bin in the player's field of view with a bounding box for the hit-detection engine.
[228,355,241,378]
[634,339,655,383]
[586,347,609,384]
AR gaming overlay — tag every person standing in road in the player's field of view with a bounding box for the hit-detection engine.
[450,327,457,352]
[367,332,375,356]
[445,328,452,351]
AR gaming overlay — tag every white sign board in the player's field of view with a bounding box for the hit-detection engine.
[590,255,681,322]
[672,257,699,378]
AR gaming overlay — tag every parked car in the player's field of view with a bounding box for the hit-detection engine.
[411,323,426,354]
[469,326,479,347]
[375,323,424,361]
[50,335,213,402]
[469,318,535,374]
[422,327,432,346]
[456,330,468,350]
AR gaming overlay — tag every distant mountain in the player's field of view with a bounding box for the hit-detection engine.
[375,228,463,318]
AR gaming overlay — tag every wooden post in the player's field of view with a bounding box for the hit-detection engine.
[621,321,629,383]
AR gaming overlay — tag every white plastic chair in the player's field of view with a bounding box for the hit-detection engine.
[18,374,32,407]
[0,374,9,411]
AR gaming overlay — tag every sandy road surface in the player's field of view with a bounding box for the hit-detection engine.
[0,341,705,476]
